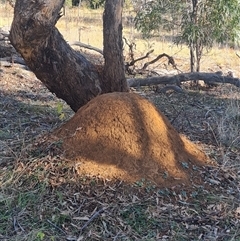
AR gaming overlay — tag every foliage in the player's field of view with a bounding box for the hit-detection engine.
[80,0,105,9]
[64,0,105,8]
[135,1,182,38]
[64,0,72,7]
[135,0,240,71]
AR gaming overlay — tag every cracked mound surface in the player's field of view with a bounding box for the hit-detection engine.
[54,92,213,186]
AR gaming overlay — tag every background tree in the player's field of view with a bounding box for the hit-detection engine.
[135,0,240,72]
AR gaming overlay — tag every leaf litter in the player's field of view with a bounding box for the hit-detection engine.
[0,57,240,240]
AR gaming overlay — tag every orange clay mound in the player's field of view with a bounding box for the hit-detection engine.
[54,92,213,186]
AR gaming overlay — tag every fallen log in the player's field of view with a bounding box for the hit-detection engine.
[127,72,240,88]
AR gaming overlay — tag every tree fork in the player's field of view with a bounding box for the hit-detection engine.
[9,0,101,112]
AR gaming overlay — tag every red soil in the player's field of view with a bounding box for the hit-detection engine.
[54,92,213,186]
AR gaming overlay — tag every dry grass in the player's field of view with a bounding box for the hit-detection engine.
[1,3,239,74]
[0,3,240,241]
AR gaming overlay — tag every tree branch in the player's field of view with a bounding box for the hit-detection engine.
[0,56,26,66]
[123,36,136,63]
[142,53,176,70]
[127,49,154,67]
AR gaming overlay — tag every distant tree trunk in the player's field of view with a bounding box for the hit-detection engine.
[190,44,195,72]
[102,0,129,93]
[189,0,204,73]
[195,43,202,72]
[190,43,201,73]
[9,0,128,112]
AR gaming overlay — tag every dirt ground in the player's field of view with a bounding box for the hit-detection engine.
[54,92,212,186]
[0,41,239,188]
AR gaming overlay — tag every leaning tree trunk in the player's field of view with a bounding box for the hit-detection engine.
[9,0,128,112]
[102,0,129,93]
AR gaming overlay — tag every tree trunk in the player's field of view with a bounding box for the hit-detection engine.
[189,0,198,72]
[102,0,129,93]
[190,44,195,72]
[9,0,101,112]
[9,0,128,112]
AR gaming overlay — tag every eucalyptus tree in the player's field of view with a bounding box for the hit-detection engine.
[10,0,128,112]
[135,0,240,72]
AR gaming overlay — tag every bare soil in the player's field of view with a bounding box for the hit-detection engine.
[54,92,212,186]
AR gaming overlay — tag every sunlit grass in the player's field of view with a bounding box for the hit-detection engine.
[56,7,240,74]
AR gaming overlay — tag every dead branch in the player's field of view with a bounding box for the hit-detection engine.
[0,31,9,41]
[69,41,178,77]
[142,53,176,70]
[125,49,154,75]
[123,38,155,70]
[127,49,154,67]
[3,29,239,91]
[127,72,240,88]
[47,219,67,235]
[123,37,136,63]
[79,207,106,232]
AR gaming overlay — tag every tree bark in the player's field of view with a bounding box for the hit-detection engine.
[190,0,198,72]
[9,0,129,111]
[9,0,102,112]
[102,0,129,93]
[190,44,195,72]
